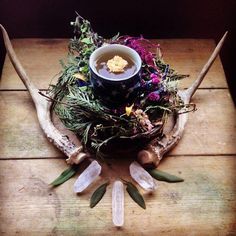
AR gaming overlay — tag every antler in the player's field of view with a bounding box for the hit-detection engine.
[137,32,228,168]
[0,24,87,165]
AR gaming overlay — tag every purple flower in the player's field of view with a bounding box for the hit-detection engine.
[150,73,160,84]
[124,37,156,67]
[140,79,146,87]
[147,91,160,101]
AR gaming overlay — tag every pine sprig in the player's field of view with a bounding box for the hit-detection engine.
[49,56,79,107]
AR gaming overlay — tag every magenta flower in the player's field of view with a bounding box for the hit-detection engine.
[144,53,155,67]
[123,37,157,68]
[150,73,160,84]
[147,91,160,101]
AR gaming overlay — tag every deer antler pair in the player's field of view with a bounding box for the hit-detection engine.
[0,24,227,167]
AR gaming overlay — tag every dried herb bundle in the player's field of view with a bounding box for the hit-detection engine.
[48,13,190,156]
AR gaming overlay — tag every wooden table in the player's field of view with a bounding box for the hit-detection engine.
[0,39,236,236]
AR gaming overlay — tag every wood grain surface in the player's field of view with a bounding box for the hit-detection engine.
[0,156,235,235]
[0,39,235,236]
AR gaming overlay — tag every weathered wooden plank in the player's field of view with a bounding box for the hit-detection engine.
[0,156,235,235]
[0,39,68,90]
[153,39,228,89]
[0,39,227,90]
[0,89,235,159]
[0,91,65,158]
[170,88,236,155]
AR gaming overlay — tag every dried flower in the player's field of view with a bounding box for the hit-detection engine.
[73,73,87,81]
[144,53,155,67]
[147,91,160,102]
[123,37,157,68]
[134,109,153,131]
[150,73,160,84]
[125,103,134,116]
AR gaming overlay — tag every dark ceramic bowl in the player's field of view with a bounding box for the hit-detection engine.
[89,44,142,106]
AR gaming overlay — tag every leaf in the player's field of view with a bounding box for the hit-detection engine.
[50,166,78,186]
[111,32,120,41]
[81,38,92,45]
[90,182,109,208]
[81,24,88,33]
[148,169,184,183]
[125,181,146,209]
[82,122,93,144]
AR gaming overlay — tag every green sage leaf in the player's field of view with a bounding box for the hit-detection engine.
[148,169,184,183]
[125,182,146,209]
[50,166,78,186]
[90,182,109,208]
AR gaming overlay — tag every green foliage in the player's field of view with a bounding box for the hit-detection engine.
[90,182,109,208]
[155,59,189,81]
[124,180,146,209]
[49,13,104,106]
[50,165,78,186]
[148,169,184,183]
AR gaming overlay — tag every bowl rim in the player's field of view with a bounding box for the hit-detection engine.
[89,44,142,82]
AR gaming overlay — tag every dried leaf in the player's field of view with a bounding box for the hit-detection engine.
[125,181,146,209]
[50,166,77,187]
[112,181,124,227]
[90,182,109,208]
[129,161,157,191]
[148,169,184,183]
[74,160,102,193]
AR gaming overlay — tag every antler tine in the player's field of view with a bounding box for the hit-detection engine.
[185,31,228,101]
[0,24,39,98]
[0,24,87,165]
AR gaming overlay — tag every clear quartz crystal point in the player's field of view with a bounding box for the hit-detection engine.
[112,180,124,227]
[129,161,157,191]
[73,160,102,193]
